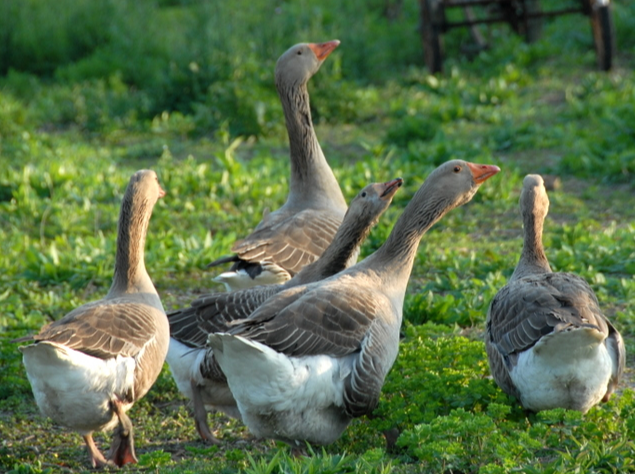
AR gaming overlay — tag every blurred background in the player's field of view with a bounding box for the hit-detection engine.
[2,2,635,472]
[1,0,633,139]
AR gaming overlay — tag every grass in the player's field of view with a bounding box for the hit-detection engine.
[1,0,635,472]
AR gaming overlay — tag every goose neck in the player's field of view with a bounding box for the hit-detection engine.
[364,185,452,289]
[108,195,154,296]
[277,82,346,210]
[312,213,373,278]
[511,211,552,280]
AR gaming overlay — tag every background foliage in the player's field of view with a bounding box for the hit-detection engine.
[1,0,634,472]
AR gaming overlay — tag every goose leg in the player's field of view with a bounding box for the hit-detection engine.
[82,433,114,469]
[366,412,400,452]
[107,397,138,466]
[191,379,221,444]
[382,427,401,451]
[289,442,308,457]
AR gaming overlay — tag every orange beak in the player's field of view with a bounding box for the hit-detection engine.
[381,177,404,199]
[466,163,501,184]
[308,40,340,61]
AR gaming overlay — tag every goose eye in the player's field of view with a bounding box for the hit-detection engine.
[297,50,302,55]
[453,166,461,173]
[360,192,367,198]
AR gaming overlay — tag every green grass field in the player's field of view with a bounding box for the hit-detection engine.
[1,0,635,472]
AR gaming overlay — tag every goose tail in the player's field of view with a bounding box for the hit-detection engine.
[207,333,294,406]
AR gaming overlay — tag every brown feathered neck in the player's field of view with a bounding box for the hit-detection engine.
[360,171,478,293]
[109,184,154,295]
[295,200,383,282]
[511,190,552,280]
[276,78,346,212]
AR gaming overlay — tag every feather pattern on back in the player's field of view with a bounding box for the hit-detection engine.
[16,169,168,468]
[210,160,500,445]
[485,174,625,412]
[207,41,347,290]
[34,299,164,360]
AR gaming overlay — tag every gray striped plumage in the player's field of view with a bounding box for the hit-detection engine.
[210,160,500,445]
[17,170,168,468]
[166,178,403,442]
[170,179,403,348]
[485,174,625,411]
[208,41,347,289]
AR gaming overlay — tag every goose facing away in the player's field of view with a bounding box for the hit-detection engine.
[208,160,500,447]
[17,170,169,468]
[485,174,625,413]
[208,40,348,291]
[166,178,404,443]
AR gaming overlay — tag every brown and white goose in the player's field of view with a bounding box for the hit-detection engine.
[167,178,403,443]
[16,170,169,468]
[208,160,500,447]
[208,40,348,291]
[485,174,625,413]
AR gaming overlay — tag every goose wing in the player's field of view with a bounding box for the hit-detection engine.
[230,278,396,416]
[230,209,342,275]
[488,272,607,358]
[168,285,283,348]
[230,280,379,358]
[32,300,162,360]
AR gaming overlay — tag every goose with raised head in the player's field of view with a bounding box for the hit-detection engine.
[208,160,500,447]
[208,40,348,291]
[167,178,403,443]
[16,170,169,468]
[485,174,625,413]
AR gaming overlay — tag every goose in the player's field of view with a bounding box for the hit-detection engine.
[167,178,403,443]
[485,174,625,413]
[208,160,500,447]
[16,170,169,468]
[208,40,348,291]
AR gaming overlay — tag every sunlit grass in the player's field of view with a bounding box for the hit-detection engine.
[1,1,635,472]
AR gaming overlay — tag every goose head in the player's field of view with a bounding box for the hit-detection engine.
[275,40,340,88]
[420,160,500,210]
[520,174,549,223]
[345,177,404,226]
[110,169,166,296]
[124,169,166,207]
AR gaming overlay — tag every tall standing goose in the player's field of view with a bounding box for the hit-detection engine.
[485,174,625,413]
[16,170,169,468]
[208,160,500,447]
[167,178,403,443]
[208,40,348,291]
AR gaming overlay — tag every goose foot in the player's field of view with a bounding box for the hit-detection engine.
[107,397,138,466]
[366,413,401,452]
[191,380,221,444]
[289,443,308,457]
[83,434,115,469]
[382,427,401,451]
[602,383,617,403]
